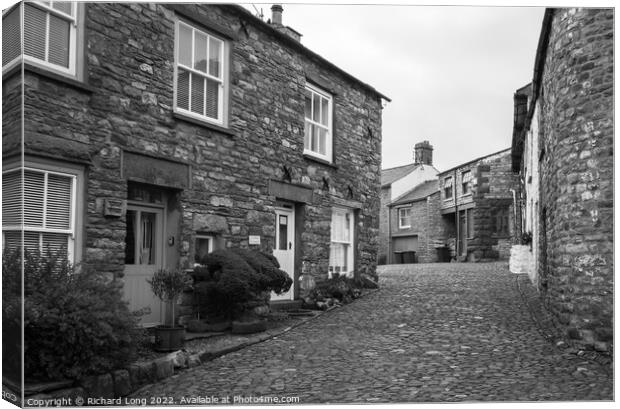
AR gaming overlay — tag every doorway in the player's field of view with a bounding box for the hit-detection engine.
[272,206,295,301]
[123,204,164,326]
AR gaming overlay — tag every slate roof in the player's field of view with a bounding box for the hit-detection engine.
[380,163,420,187]
[390,180,439,206]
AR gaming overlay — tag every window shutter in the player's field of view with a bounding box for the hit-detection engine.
[48,13,71,68]
[205,79,219,118]
[2,171,22,227]
[23,170,45,227]
[24,4,47,62]
[177,69,190,110]
[23,231,41,254]
[190,74,205,115]
[46,173,72,230]
[51,1,73,16]
[42,232,69,256]
[2,7,21,67]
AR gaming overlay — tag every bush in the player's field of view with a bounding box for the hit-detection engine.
[2,247,140,380]
[304,273,363,308]
[193,249,292,320]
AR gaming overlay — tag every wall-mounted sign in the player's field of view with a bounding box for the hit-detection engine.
[249,235,261,245]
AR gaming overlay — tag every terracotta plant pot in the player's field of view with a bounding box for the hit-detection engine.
[154,326,185,351]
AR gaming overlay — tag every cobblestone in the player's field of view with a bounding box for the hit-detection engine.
[130,262,612,403]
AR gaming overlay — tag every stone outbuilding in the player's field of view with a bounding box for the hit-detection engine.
[2,3,389,325]
[511,8,613,352]
[438,149,519,261]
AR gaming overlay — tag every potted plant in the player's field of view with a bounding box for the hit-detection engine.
[147,268,192,351]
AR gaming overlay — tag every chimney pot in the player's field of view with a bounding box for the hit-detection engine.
[271,4,283,25]
[414,141,434,166]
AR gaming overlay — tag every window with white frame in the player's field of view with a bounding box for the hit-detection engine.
[329,207,354,277]
[304,83,333,162]
[443,176,453,199]
[461,170,472,195]
[2,166,78,262]
[398,207,411,229]
[194,234,214,266]
[174,19,228,125]
[2,2,79,76]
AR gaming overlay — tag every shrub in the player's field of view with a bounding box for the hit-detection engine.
[148,268,192,327]
[193,249,292,320]
[3,247,140,381]
[304,273,363,308]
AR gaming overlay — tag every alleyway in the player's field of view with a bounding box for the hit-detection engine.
[131,262,612,403]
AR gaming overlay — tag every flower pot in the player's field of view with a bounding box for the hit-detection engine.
[154,326,185,352]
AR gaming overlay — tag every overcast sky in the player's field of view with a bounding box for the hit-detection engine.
[245,3,546,171]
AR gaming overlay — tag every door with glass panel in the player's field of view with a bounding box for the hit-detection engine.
[272,207,295,301]
[123,205,164,326]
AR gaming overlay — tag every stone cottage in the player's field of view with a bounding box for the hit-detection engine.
[378,141,439,264]
[2,3,389,326]
[438,148,518,261]
[511,8,613,352]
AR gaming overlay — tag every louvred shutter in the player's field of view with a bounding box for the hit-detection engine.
[45,173,72,230]
[2,7,21,67]
[2,170,22,227]
[23,170,45,227]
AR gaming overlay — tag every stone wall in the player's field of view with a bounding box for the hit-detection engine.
[13,4,384,286]
[377,186,391,264]
[537,8,613,351]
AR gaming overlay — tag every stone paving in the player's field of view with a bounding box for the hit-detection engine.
[130,262,613,403]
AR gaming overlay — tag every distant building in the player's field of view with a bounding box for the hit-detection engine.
[378,141,439,264]
[438,149,518,261]
[511,8,613,352]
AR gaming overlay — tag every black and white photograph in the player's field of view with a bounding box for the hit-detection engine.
[1,0,614,407]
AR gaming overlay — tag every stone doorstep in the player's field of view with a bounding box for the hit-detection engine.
[21,289,378,401]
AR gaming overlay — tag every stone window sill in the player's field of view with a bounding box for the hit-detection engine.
[173,112,236,137]
[303,154,338,169]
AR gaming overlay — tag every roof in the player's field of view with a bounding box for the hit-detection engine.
[390,180,439,206]
[380,163,420,187]
[438,147,512,176]
[225,5,391,102]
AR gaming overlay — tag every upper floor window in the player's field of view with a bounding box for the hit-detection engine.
[398,208,411,229]
[461,170,472,195]
[2,163,81,263]
[2,2,80,77]
[443,176,453,199]
[304,83,333,162]
[174,19,228,126]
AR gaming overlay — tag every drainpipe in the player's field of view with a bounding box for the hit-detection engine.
[454,169,459,258]
[387,201,392,264]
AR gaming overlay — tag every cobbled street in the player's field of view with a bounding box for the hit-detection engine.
[132,262,613,403]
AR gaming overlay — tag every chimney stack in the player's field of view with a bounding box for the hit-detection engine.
[268,4,302,42]
[271,4,283,26]
[414,141,433,166]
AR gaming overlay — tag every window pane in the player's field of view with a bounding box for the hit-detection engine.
[312,93,321,122]
[140,212,156,265]
[193,30,208,73]
[2,171,22,226]
[176,69,190,110]
[52,2,73,16]
[205,79,219,119]
[208,37,221,78]
[48,14,70,68]
[304,89,312,119]
[124,210,136,264]
[317,127,327,155]
[309,124,317,152]
[41,232,68,257]
[194,237,211,264]
[2,7,21,67]
[23,170,45,227]
[178,23,192,67]
[24,4,47,62]
[278,215,288,250]
[190,74,204,115]
[320,97,329,126]
[46,173,72,230]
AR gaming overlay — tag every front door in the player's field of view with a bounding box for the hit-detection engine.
[272,207,295,301]
[458,210,467,257]
[123,205,164,326]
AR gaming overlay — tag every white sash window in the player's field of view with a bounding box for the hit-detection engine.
[329,207,354,277]
[398,207,412,229]
[2,167,77,261]
[2,1,78,76]
[304,83,333,162]
[174,20,228,126]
